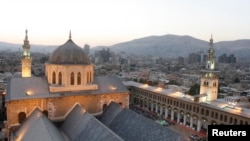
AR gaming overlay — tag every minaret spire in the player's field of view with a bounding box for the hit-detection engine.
[206,35,215,70]
[209,34,213,47]
[69,30,72,39]
[210,34,213,42]
[23,29,30,57]
[25,29,28,41]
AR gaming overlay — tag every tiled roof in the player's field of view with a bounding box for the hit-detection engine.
[13,108,65,141]
[6,75,128,101]
[100,102,181,141]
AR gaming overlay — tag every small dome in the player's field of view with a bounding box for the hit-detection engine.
[48,39,90,65]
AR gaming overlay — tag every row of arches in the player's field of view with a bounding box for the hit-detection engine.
[129,87,250,133]
[133,94,249,126]
[51,71,92,85]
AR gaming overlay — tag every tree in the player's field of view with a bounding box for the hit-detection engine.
[168,80,180,86]
[233,77,240,83]
[188,84,200,96]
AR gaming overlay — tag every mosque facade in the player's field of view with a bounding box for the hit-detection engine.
[5,31,129,135]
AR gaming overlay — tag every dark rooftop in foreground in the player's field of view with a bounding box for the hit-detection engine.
[100,102,181,141]
[12,102,181,141]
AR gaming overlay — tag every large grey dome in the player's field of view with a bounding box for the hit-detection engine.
[48,39,90,65]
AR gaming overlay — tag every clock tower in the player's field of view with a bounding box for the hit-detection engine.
[21,29,32,77]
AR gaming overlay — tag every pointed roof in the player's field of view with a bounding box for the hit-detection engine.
[100,102,181,141]
[61,104,123,141]
[13,108,65,141]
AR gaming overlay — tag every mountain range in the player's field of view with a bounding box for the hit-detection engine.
[1,34,250,59]
[93,34,250,59]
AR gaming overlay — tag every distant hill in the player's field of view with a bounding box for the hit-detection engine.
[92,34,250,59]
[0,41,57,53]
[215,40,250,58]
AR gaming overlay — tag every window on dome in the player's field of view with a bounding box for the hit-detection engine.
[52,71,56,84]
[77,72,81,85]
[71,72,74,85]
[58,72,62,85]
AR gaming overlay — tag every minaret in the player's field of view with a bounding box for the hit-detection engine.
[21,29,32,77]
[199,35,219,102]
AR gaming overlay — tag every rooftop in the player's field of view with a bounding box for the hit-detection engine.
[124,81,250,118]
[6,75,128,101]
[12,102,181,141]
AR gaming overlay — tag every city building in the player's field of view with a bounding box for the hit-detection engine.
[218,54,237,63]
[188,51,207,64]
[125,36,250,135]
[83,44,90,55]
[94,48,111,64]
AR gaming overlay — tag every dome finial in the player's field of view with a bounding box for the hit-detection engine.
[69,30,72,39]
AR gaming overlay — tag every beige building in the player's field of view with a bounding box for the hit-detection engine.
[125,82,250,134]
[4,31,129,137]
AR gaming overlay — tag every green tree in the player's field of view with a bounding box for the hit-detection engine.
[233,77,240,83]
[188,84,200,96]
[168,80,180,86]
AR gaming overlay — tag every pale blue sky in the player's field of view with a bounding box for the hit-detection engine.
[0,0,249,47]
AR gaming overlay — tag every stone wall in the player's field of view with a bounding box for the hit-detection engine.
[6,92,129,127]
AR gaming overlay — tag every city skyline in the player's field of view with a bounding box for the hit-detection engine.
[0,0,250,47]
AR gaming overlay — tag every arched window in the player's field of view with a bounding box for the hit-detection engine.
[71,72,74,85]
[58,72,62,85]
[89,72,92,82]
[87,72,89,83]
[213,82,216,87]
[52,71,56,84]
[18,112,26,124]
[234,118,237,124]
[77,72,81,85]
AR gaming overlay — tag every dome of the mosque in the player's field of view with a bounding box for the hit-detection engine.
[48,38,90,65]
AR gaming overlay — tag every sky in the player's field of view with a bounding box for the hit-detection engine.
[0,0,250,47]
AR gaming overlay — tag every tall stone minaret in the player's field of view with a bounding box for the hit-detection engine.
[199,35,219,102]
[21,29,32,77]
